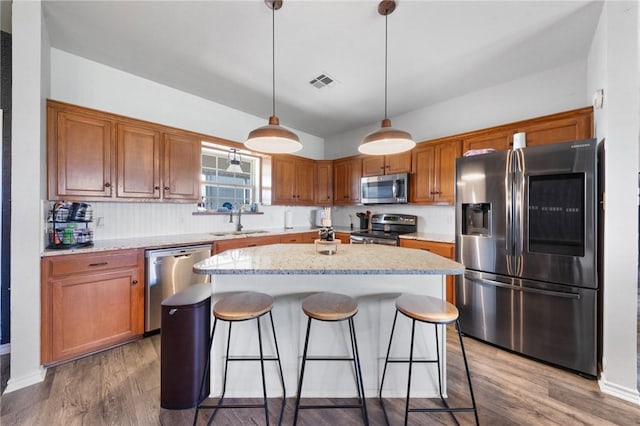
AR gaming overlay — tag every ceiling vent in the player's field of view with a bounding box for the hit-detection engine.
[309,73,336,89]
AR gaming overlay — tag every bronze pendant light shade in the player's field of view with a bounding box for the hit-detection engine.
[359,0,415,156]
[245,0,302,154]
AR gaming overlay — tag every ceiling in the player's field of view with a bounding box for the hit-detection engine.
[42,0,603,139]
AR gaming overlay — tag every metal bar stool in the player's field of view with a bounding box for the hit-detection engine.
[193,291,286,426]
[293,292,369,425]
[379,294,479,426]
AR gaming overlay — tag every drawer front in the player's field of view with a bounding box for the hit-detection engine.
[400,240,454,259]
[48,250,139,277]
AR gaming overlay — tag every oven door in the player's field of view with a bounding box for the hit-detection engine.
[350,235,398,246]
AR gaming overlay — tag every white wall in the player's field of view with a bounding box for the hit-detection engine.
[7,0,47,392]
[50,49,325,160]
[587,1,640,403]
[325,60,588,159]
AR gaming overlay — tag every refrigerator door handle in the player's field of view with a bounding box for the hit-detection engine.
[505,150,514,256]
[465,275,581,300]
[514,149,525,259]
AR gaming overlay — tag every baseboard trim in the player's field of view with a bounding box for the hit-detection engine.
[598,373,640,405]
[0,343,9,355]
[4,366,47,394]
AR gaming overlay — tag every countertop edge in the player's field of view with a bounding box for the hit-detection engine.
[41,226,357,257]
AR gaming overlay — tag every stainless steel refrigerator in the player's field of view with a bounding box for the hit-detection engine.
[455,139,601,376]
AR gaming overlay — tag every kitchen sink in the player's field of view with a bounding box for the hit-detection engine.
[210,230,269,236]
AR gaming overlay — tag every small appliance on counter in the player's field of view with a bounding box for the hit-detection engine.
[47,202,94,249]
[356,211,370,230]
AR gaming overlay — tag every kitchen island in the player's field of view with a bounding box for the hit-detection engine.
[193,243,464,398]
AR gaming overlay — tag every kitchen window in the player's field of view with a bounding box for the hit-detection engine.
[201,144,259,210]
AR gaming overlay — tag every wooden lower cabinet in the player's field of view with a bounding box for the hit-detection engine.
[399,239,456,305]
[280,231,318,244]
[213,235,281,255]
[41,249,144,365]
[334,232,351,244]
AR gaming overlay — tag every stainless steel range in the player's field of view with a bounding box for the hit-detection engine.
[350,213,417,246]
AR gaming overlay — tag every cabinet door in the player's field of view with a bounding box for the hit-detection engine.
[433,140,461,205]
[515,115,593,147]
[163,132,201,200]
[295,159,316,204]
[272,156,297,204]
[117,124,161,199]
[333,159,350,205]
[385,151,412,174]
[51,110,114,199]
[462,131,511,154]
[334,232,351,244]
[362,156,386,177]
[400,240,456,304]
[50,267,143,362]
[348,158,362,204]
[315,161,333,206]
[410,144,435,203]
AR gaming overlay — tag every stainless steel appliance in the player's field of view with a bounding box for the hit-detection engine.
[455,139,601,376]
[361,173,408,204]
[350,213,417,246]
[145,244,212,333]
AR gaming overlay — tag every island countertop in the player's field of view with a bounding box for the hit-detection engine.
[193,243,464,275]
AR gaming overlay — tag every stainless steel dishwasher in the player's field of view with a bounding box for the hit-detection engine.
[145,244,211,333]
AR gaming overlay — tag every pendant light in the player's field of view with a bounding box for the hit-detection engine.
[245,0,302,154]
[226,148,243,173]
[359,0,415,156]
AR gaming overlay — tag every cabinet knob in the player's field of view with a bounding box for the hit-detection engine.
[132,280,138,285]
[104,182,111,188]
[164,186,170,191]
[154,186,160,190]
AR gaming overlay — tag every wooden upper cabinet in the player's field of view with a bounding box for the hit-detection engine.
[315,160,333,206]
[117,124,161,199]
[411,139,460,205]
[462,131,511,154]
[362,151,412,177]
[47,100,202,202]
[48,107,114,199]
[514,113,593,147]
[333,156,362,205]
[459,107,593,154]
[163,132,201,201]
[271,155,316,205]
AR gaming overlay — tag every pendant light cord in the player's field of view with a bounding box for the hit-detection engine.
[384,12,388,120]
[272,4,276,118]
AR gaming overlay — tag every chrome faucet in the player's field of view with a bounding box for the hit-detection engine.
[229,203,243,232]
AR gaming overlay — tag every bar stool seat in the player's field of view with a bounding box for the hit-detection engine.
[379,293,479,426]
[193,291,285,426]
[395,293,458,323]
[214,292,273,321]
[294,292,369,425]
[302,292,358,321]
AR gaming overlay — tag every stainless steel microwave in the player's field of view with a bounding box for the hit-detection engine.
[361,173,408,204]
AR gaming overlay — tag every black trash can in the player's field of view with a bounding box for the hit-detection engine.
[160,283,212,409]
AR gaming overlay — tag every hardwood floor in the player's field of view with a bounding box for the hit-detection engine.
[1,325,639,425]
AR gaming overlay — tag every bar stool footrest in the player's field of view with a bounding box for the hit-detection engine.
[304,356,356,362]
[299,403,365,410]
[409,407,477,414]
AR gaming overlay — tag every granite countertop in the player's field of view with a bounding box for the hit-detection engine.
[193,243,464,276]
[399,232,455,244]
[41,226,356,257]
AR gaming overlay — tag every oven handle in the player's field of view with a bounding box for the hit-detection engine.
[465,275,581,300]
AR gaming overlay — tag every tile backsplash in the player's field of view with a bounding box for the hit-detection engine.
[43,201,455,243]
